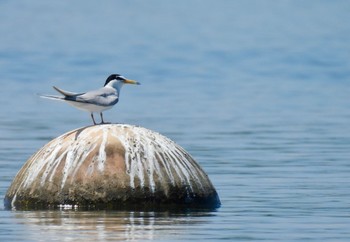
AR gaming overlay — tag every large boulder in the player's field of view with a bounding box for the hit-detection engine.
[4,124,220,210]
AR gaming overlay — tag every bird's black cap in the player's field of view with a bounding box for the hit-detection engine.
[104,74,124,86]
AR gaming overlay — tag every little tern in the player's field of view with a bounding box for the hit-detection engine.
[40,74,140,125]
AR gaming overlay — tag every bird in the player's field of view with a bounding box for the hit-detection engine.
[39,74,140,125]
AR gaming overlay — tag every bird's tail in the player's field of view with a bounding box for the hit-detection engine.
[38,86,81,101]
[38,94,65,101]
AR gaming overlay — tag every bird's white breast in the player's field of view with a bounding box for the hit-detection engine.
[65,100,114,113]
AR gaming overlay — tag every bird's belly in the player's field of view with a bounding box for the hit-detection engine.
[66,101,113,113]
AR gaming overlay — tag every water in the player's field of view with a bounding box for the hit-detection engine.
[1,0,350,241]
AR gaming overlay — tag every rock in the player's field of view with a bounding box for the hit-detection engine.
[4,124,220,210]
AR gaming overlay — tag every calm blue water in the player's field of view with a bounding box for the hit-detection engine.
[1,0,350,241]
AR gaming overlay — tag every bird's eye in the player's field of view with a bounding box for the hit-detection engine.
[116,76,126,81]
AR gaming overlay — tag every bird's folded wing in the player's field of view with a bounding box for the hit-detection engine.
[75,89,119,106]
[53,86,84,97]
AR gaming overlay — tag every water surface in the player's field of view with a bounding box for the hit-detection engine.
[1,1,350,241]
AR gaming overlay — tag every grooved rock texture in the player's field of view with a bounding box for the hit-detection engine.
[5,124,220,210]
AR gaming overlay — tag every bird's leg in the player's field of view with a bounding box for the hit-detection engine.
[100,112,105,124]
[91,113,97,125]
[100,112,110,124]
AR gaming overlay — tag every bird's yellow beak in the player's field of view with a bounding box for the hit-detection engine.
[124,79,141,85]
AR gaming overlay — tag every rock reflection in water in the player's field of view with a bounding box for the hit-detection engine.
[13,209,215,241]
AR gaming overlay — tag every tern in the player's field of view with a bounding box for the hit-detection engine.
[39,74,140,125]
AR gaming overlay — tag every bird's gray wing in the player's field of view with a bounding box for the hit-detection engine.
[39,86,84,101]
[73,87,119,106]
[53,86,84,97]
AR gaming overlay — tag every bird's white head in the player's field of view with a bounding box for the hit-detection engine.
[104,74,140,90]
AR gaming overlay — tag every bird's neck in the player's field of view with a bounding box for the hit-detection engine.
[107,81,124,93]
